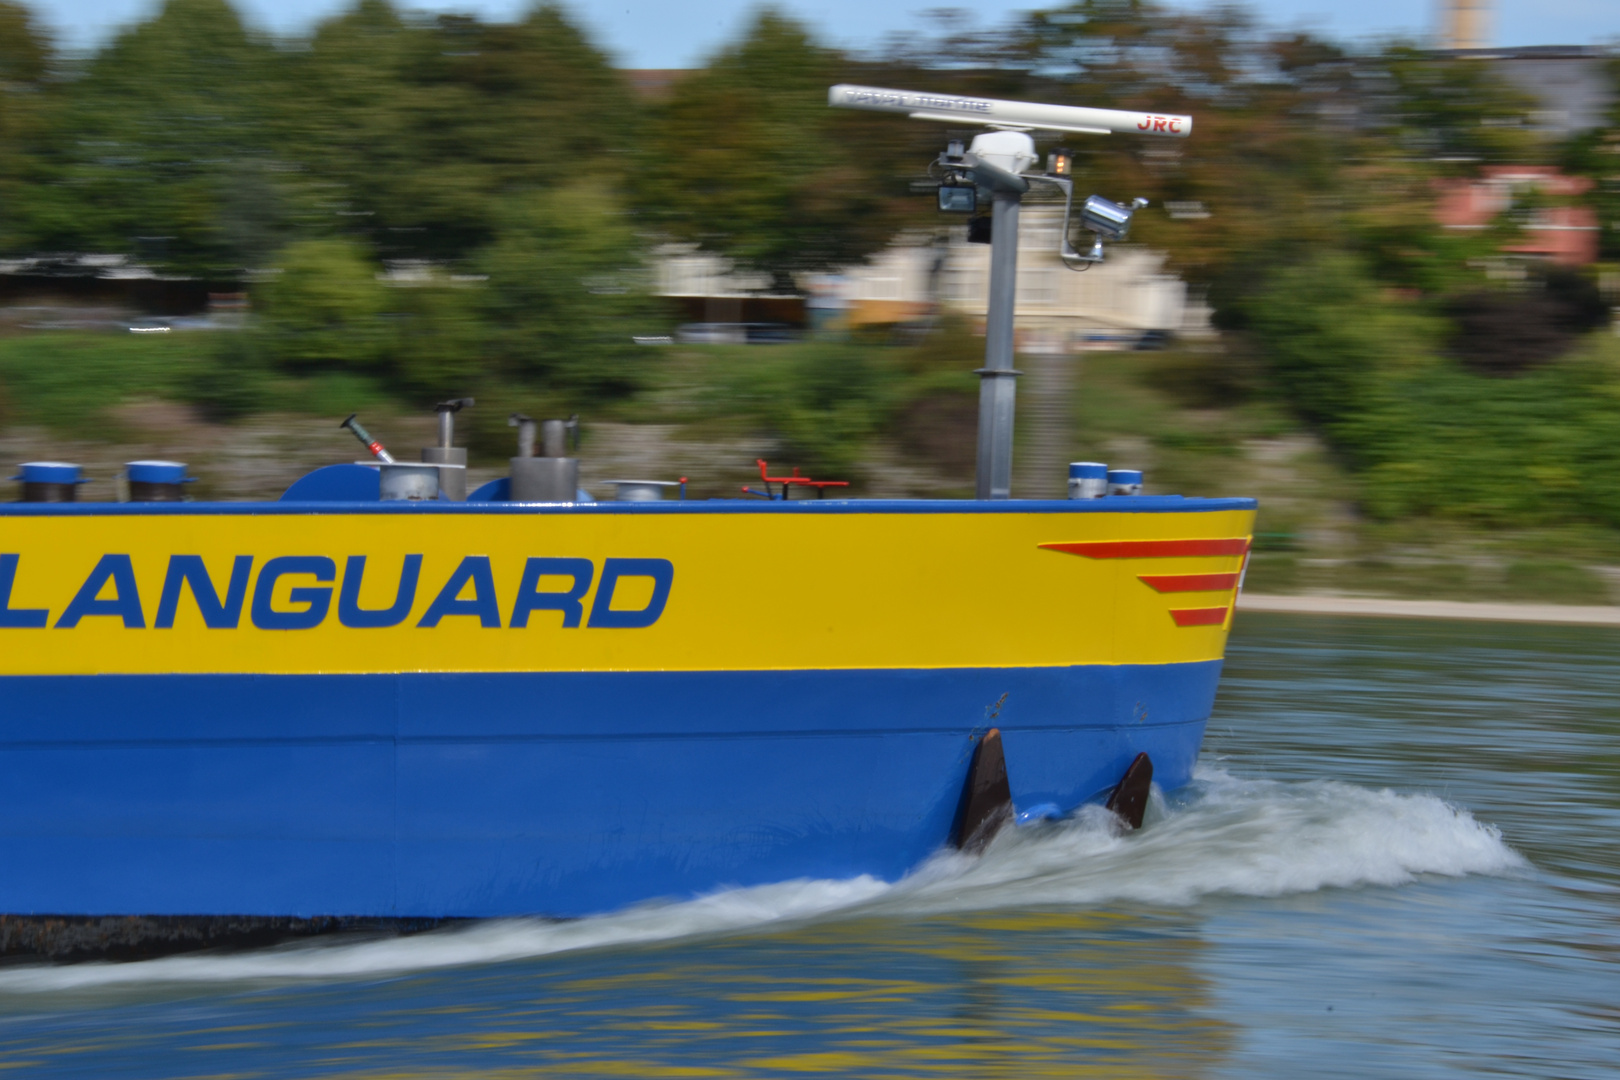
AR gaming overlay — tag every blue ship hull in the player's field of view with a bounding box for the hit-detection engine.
[0,663,1217,918]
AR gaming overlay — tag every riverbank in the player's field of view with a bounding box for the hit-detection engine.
[7,331,1620,608]
[1238,592,1620,626]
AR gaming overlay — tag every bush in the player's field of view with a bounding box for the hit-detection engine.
[690,342,902,481]
[179,331,275,422]
[1446,269,1609,376]
[1251,252,1620,528]
[383,282,488,398]
[255,239,389,373]
[1248,251,1443,440]
[475,185,659,400]
[1355,337,1620,525]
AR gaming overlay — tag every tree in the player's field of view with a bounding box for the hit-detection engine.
[637,10,928,290]
[0,2,52,250]
[945,1,1356,299]
[1561,58,1620,261]
[14,0,283,275]
[474,183,657,398]
[283,1,639,264]
[1367,47,1543,170]
[256,238,389,371]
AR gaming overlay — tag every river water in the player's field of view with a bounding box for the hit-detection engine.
[1,613,1615,1078]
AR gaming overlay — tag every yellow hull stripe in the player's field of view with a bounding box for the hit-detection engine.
[0,508,1256,675]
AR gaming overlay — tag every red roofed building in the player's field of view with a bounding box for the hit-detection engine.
[1433,166,1599,265]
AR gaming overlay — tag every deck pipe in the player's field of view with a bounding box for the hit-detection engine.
[421,398,472,501]
[13,461,85,503]
[1067,462,1108,499]
[1107,469,1143,496]
[126,460,191,502]
[508,414,580,502]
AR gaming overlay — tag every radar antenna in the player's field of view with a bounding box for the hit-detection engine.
[830,84,1192,499]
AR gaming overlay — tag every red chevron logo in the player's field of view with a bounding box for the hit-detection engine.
[1169,607,1230,627]
[1139,572,1242,593]
[1039,537,1250,629]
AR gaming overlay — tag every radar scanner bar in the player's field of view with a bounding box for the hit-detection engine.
[828,84,1191,138]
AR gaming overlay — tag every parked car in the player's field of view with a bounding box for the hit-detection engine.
[742,322,798,344]
[675,322,799,345]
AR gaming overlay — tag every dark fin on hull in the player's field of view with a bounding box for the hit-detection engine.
[954,727,1013,854]
[1105,752,1153,830]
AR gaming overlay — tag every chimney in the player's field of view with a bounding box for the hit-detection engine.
[1438,0,1489,50]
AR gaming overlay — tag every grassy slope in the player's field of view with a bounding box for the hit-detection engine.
[0,331,1614,604]
[1068,349,1617,605]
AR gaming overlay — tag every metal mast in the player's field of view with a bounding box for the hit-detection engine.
[976,191,1022,500]
[825,84,1191,499]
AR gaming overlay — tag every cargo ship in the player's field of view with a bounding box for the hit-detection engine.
[0,87,1253,959]
[0,465,1252,929]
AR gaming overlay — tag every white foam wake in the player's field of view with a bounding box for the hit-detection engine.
[0,767,1525,993]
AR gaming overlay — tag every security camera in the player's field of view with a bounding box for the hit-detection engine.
[1080,195,1149,242]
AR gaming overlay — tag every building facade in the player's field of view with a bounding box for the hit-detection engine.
[657,203,1204,351]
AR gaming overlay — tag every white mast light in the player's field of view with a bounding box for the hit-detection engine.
[828,84,1192,139]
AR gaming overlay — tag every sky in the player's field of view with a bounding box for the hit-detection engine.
[24,0,1618,68]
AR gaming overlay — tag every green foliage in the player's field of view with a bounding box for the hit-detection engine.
[637,9,930,286]
[1247,251,1443,439]
[0,332,205,427]
[672,318,990,482]
[255,238,507,398]
[0,0,1615,550]
[893,312,985,377]
[284,371,394,418]
[178,331,274,421]
[0,1,50,249]
[0,328,405,430]
[17,0,282,274]
[1354,338,1620,526]
[1560,62,1620,262]
[0,2,47,85]
[255,238,389,371]
[1247,251,1620,529]
[1141,346,1263,410]
[282,1,638,263]
[698,342,903,479]
[384,282,486,397]
[771,348,897,477]
[474,184,655,399]
[1371,48,1545,168]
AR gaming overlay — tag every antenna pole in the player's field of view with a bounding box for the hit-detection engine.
[976,190,1022,500]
